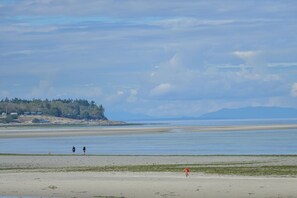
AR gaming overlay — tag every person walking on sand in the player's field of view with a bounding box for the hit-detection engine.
[83,146,86,154]
[72,146,76,154]
[184,167,190,177]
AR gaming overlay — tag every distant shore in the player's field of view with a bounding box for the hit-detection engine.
[0,123,297,139]
[0,114,127,126]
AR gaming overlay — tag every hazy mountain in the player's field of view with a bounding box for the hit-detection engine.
[199,107,297,120]
[108,107,297,122]
[106,111,154,121]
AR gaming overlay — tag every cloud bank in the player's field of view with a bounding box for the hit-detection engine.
[0,0,297,118]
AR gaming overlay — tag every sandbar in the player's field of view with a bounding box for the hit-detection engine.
[0,124,297,138]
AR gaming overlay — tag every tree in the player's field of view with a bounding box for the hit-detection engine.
[0,98,107,120]
[82,111,91,119]
[50,107,62,117]
[32,118,40,123]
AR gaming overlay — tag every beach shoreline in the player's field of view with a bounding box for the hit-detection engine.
[1,124,297,197]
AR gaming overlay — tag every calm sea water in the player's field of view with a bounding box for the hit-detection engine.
[1,119,297,155]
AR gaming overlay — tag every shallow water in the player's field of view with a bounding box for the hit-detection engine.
[0,126,297,155]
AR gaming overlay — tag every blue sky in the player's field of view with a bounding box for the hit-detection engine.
[0,0,297,119]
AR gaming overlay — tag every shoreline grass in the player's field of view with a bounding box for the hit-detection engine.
[1,164,297,177]
[1,154,297,176]
[67,164,297,176]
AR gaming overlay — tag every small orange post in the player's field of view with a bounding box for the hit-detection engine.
[184,167,190,177]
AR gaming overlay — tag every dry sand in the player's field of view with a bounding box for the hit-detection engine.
[1,155,297,198]
[1,171,297,198]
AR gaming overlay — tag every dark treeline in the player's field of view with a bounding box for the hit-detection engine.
[0,98,107,120]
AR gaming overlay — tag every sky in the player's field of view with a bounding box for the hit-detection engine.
[0,0,297,119]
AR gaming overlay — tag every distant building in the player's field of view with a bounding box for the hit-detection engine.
[23,112,43,116]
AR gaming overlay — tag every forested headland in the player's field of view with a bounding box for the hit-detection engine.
[0,98,107,121]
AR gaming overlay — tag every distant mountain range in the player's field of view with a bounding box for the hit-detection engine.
[108,106,297,121]
[199,107,297,120]
[106,111,154,121]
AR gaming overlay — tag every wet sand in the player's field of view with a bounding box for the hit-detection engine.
[1,155,297,168]
[1,124,297,138]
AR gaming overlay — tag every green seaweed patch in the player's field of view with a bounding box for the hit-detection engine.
[2,163,297,176]
[58,164,297,176]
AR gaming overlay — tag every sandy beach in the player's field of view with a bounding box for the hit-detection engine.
[1,155,297,198]
[1,171,297,198]
[1,125,297,197]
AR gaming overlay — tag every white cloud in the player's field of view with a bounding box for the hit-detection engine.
[130,89,138,96]
[127,89,138,103]
[0,24,58,34]
[152,17,235,29]
[4,1,293,21]
[233,50,259,60]
[146,51,284,101]
[291,83,297,97]
[268,62,297,68]
[150,83,174,96]
[233,50,271,75]
[1,50,34,56]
